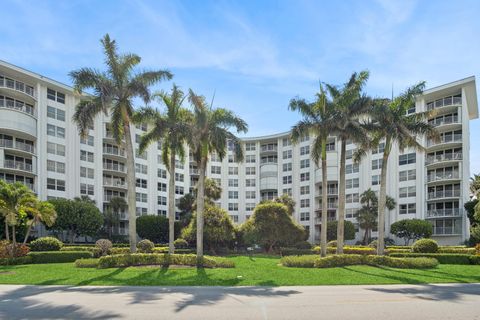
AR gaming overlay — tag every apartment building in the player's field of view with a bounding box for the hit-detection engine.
[0,60,477,245]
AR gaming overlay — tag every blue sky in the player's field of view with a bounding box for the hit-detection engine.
[2,0,480,172]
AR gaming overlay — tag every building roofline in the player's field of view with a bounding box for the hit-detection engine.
[423,76,476,95]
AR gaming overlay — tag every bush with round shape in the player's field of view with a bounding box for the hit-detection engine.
[327,241,337,247]
[30,237,63,252]
[137,239,155,253]
[412,238,438,253]
[174,238,188,249]
[280,255,316,268]
[0,241,30,258]
[95,239,113,256]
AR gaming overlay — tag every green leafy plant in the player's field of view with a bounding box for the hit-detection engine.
[29,237,63,252]
[174,238,188,249]
[28,251,93,264]
[412,238,438,253]
[137,239,155,253]
[98,253,234,268]
[74,258,100,268]
[95,239,113,256]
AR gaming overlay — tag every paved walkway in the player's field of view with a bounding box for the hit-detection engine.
[0,283,479,319]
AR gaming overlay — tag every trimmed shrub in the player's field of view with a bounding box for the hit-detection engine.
[109,248,130,255]
[98,253,234,268]
[412,239,438,253]
[280,248,315,256]
[280,255,316,268]
[312,254,438,269]
[327,241,337,247]
[28,251,93,264]
[29,237,63,252]
[389,253,473,264]
[174,238,188,249]
[0,242,30,258]
[60,246,102,257]
[95,239,113,256]
[294,241,312,249]
[152,247,194,254]
[314,254,365,268]
[469,255,480,265]
[0,256,33,265]
[476,243,480,254]
[74,258,99,268]
[437,247,476,254]
[137,239,155,253]
[387,246,412,250]
[387,248,411,253]
[327,247,376,255]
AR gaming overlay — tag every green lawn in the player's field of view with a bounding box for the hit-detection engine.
[1,255,480,286]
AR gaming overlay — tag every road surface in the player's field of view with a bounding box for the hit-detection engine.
[0,283,479,319]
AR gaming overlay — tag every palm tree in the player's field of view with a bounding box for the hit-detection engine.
[23,201,56,245]
[470,174,480,198]
[137,84,191,254]
[325,71,371,254]
[290,84,335,257]
[188,90,248,260]
[356,189,395,244]
[70,34,172,252]
[0,181,37,246]
[366,82,439,255]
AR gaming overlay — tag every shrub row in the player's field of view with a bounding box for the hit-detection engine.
[152,247,195,254]
[437,247,476,254]
[283,246,376,256]
[389,253,480,265]
[0,256,33,265]
[281,254,438,269]
[30,237,63,252]
[74,258,100,268]
[97,253,234,269]
[28,251,93,264]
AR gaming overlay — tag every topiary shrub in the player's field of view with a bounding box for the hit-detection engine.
[312,254,438,269]
[30,237,63,252]
[327,240,337,247]
[28,251,93,263]
[368,240,379,248]
[389,253,473,264]
[109,247,130,255]
[98,253,235,268]
[294,241,312,250]
[280,255,316,267]
[174,238,188,249]
[95,239,113,256]
[0,256,33,265]
[412,238,438,253]
[74,258,99,268]
[137,239,155,253]
[475,243,480,254]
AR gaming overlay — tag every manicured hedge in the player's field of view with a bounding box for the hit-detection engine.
[280,248,315,256]
[437,247,476,254]
[152,247,195,254]
[0,256,33,265]
[29,237,63,252]
[61,246,102,257]
[389,253,479,265]
[97,253,234,269]
[280,255,316,267]
[74,258,100,268]
[283,246,376,256]
[109,248,131,255]
[28,251,93,264]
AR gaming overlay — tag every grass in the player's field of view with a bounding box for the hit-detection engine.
[1,255,480,286]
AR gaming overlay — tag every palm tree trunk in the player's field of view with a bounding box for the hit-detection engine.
[4,220,9,241]
[196,156,207,261]
[377,137,391,256]
[337,138,346,254]
[11,225,16,246]
[320,136,328,257]
[23,219,36,245]
[168,153,176,254]
[123,123,137,253]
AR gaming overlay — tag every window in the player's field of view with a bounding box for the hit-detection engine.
[283,150,292,159]
[47,106,65,121]
[80,183,94,195]
[283,175,292,184]
[372,159,383,170]
[135,163,148,174]
[245,179,256,187]
[326,141,335,151]
[80,135,94,146]
[48,143,65,156]
[246,155,256,163]
[228,179,238,187]
[47,124,56,136]
[283,163,292,172]
[372,142,385,154]
[407,106,416,115]
[230,215,239,223]
[372,174,380,185]
[228,167,238,175]
[261,155,277,164]
[300,185,310,195]
[47,178,65,191]
[346,149,353,159]
[300,212,310,221]
[80,167,94,179]
[175,173,184,182]
[346,163,359,174]
[399,203,416,214]
[399,153,416,165]
[136,207,147,216]
[300,159,310,169]
[211,165,221,174]
[283,188,292,196]
[346,193,359,203]
[245,191,256,199]
[300,172,310,181]
[399,169,416,182]
[245,142,256,151]
[300,134,309,142]
[228,203,239,211]
[158,196,167,205]
[346,178,359,189]
[282,138,291,146]
[228,191,238,199]
[300,145,310,155]
[47,124,65,138]
[246,203,256,211]
[399,186,416,198]
[158,182,167,192]
[346,209,359,218]
[136,149,147,160]
[175,160,184,169]
[136,179,147,188]
[47,88,65,104]
[80,150,94,162]
[210,153,220,162]
[158,169,167,179]
[246,167,256,175]
[300,199,310,208]
[136,192,147,203]
[157,210,167,216]
[175,186,184,195]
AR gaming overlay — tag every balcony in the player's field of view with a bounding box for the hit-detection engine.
[0,96,35,117]
[427,172,460,183]
[190,168,199,175]
[427,190,460,200]
[429,115,461,129]
[433,226,462,236]
[3,159,34,173]
[103,194,127,202]
[103,163,126,174]
[426,96,461,111]
[103,179,127,190]
[425,208,462,218]
[427,134,462,148]
[316,187,339,197]
[103,146,125,159]
[260,144,278,153]
[426,153,462,166]
[0,76,36,101]
[314,216,337,224]
[0,139,35,154]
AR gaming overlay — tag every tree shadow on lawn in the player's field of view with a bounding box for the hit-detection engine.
[341,266,426,285]
[377,267,480,284]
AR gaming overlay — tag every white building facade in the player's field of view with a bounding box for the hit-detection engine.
[0,60,477,245]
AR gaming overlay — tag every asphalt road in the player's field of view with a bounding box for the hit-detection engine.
[0,283,479,319]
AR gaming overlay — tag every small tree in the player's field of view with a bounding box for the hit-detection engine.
[136,215,182,243]
[240,202,306,253]
[327,220,355,242]
[23,201,57,245]
[181,205,235,254]
[390,219,433,245]
[273,194,296,216]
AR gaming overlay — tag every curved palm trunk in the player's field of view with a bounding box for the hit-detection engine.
[337,138,346,254]
[23,218,36,245]
[4,220,9,241]
[377,137,391,255]
[123,123,137,253]
[168,153,176,254]
[320,137,328,257]
[196,157,207,261]
[11,225,16,246]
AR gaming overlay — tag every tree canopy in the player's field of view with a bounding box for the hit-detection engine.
[390,219,433,245]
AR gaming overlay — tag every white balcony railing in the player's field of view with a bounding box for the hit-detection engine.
[426,153,462,165]
[429,115,460,127]
[103,163,126,173]
[0,96,35,116]
[426,208,462,218]
[427,172,460,182]
[426,96,462,111]
[3,160,33,172]
[0,76,35,98]
[427,134,462,147]
[260,145,278,153]
[427,190,460,200]
[0,139,35,153]
[103,146,125,157]
[103,179,127,188]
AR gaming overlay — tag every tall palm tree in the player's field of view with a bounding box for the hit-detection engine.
[325,71,371,254]
[70,34,172,252]
[188,90,248,260]
[290,84,336,257]
[23,201,56,245]
[107,196,127,237]
[470,174,480,198]
[137,84,191,254]
[366,82,439,255]
[0,181,37,245]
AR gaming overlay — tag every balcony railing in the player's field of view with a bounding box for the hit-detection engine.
[426,208,461,218]
[103,179,127,188]
[433,226,462,236]
[427,134,462,147]
[0,96,35,116]
[314,216,337,224]
[427,172,460,182]
[429,115,460,127]
[103,146,125,157]
[426,96,462,111]
[3,160,33,172]
[426,153,462,165]
[0,139,35,153]
[260,145,278,153]
[103,163,126,173]
[0,76,35,98]
[427,190,460,200]
[104,194,126,202]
